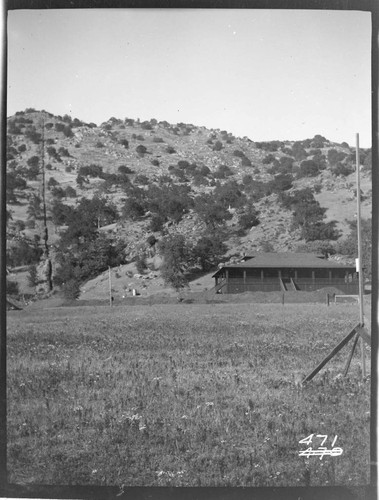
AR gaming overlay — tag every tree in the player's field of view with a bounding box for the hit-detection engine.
[51,200,74,226]
[238,204,260,232]
[6,238,42,267]
[27,194,42,220]
[336,218,372,278]
[6,172,27,202]
[65,186,77,198]
[59,196,118,246]
[328,148,347,166]
[296,240,336,258]
[158,234,189,290]
[47,177,59,189]
[194,193,232,229]
[298,160,319,178]
[214,180,246,209]
[192,235,227,271]
[122,197,146,221]
[135,254,147,274]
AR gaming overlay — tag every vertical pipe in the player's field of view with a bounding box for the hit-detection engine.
[356,133,366,378]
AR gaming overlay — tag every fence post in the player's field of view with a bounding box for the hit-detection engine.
[282,293,284,306]
[326,293,330,306]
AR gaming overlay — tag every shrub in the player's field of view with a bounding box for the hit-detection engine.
[6,279,19,295]
[135,254,147,274]
[213,141,223,151]
[134,174,149,185]
[51,186,65,199]
[147,235,157,246]
[65,186,77,198]
[18,144,27,153]
[62,279,81,300]
[233,150,245,158]
[122,198,146,221]
[120,139,129,148]
[332,162,354,177]
[63,125,73,138]
[291,142,307,161]
[327,149,347,166]
[178,160,190,169]
[214,165,233,179]
[136,145,147,156]
[58,147,70,157]
[152,137,164,143]
[141,121,153,130]
[27,265,38,287]
[311,135,327,148]
[7,238,42,266]
[118,165,133,175]
[298,160,320,178]
[241,157,252,167]
[47,177,59,189]
[166,146,176,154]
[149,214,165,232]
[96,141,105,148]
[151,159,160,167]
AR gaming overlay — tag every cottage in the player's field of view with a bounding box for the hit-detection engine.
[212,253,359,294]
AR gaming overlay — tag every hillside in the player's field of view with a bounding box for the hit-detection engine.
[6,109,372,300]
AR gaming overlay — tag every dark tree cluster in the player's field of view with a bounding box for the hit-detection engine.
[279,188,340,241]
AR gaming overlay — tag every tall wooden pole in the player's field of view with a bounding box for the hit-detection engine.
[40,116,49,255]
[109,266,112,307]
[356,133,366,378]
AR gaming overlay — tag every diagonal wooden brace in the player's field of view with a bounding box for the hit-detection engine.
[302,324,360,383]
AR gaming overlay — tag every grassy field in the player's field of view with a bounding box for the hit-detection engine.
[7,301,371,487]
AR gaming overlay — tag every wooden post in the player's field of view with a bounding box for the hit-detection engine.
[326,293,330,306]
[282,293,284,306]
[356,133,366,379]
[109,266,112,307]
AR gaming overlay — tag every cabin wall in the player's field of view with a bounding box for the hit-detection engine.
[217,267,359,294]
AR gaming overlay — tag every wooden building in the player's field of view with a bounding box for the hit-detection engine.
[212,253,359,294]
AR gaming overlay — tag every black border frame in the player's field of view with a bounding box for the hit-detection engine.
[1,1,377,499]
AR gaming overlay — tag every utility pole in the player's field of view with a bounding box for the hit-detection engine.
[35,115,52,294]
[40,116,49,255]
[356,133,366,379]
[109,266,113,307]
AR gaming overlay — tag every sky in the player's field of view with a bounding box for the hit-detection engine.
[7,8,372,147]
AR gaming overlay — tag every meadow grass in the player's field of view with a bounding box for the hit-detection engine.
[7,302,371,487]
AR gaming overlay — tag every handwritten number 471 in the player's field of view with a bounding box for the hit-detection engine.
[299,434,338,447]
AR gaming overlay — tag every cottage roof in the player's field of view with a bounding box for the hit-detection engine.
[212,252,355,277]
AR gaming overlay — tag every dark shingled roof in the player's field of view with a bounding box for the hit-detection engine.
[213,253,356,277]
